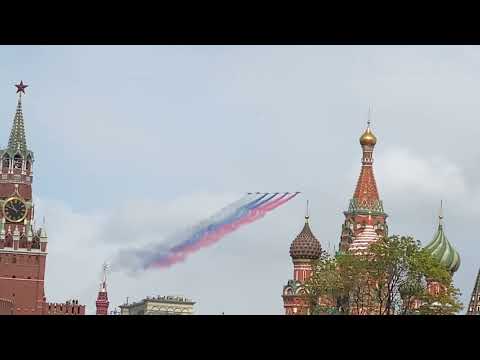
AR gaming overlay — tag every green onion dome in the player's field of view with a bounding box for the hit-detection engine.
[424,210,460,274]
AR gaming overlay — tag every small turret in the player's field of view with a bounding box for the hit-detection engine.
[96,263,110,315]
[40,227,47,241]
[27,223,33,242]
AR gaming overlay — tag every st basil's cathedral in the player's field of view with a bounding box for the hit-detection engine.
[282,119,465,315]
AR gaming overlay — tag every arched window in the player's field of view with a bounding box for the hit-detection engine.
[2,154,10,170]
[19,234,27,248]
[13,154,22,170]
[32,236,40,250]
[5,233,13,248]
[26,155,32,172]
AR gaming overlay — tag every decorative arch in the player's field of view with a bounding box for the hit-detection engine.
[31,235,40,249]
[19,234,27,248]
[2,154,10,170]
[295,286,307,296]
[26,154,32,172]
[13,154,22,169]
[5,233,13,248]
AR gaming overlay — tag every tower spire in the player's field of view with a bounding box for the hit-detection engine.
[339,109,387,253]
[96,262,110,315]
[353,109,381,210]
[100,262,108,292]
[467,268,480,315]
[439,200,444,226]
[367,105,372,128]
[8,81,29,155]
[305,200,309,222]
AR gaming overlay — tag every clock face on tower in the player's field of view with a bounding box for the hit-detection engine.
[3,197,27,223]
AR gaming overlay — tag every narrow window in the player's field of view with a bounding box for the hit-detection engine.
[13,154,22,169]
[2,155,10,170]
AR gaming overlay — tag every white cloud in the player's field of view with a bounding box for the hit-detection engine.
[376,147,467,198]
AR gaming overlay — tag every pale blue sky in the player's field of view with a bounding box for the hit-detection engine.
[0,45,478,314]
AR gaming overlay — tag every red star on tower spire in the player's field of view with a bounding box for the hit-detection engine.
[15,80,28,95]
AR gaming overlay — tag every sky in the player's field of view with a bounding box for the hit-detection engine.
[0,45,478,314]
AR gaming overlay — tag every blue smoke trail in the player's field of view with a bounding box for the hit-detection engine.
[166,193,279,254]
[147,193,275,264]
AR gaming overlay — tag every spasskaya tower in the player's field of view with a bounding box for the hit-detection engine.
[0,81,49,314]
[0,82,84,315]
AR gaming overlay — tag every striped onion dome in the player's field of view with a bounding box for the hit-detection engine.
[424,219,460,274]
[289,216,322,260]
[349,221,379,253]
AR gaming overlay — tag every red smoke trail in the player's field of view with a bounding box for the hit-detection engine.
[197,192,298,248]
[150,193,299,269]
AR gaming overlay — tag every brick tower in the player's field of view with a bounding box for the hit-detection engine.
[0,82,49,315]
[282,202,322,315]
[96,263,110,315]
[0,82,85,315]
[467,268,480,315]
[339,113,388,252]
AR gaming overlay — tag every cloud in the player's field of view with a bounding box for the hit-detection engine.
[376,147,467,198]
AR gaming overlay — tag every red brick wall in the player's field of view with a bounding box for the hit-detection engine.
[0,181,32,201]
[0,253,46,315]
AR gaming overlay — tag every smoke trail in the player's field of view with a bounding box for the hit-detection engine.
[168,193,272,253]
[147,193,280,265]
[110,195,254,274]
[149,192,299,269]
[141,193,273,267]
[112,192,299,273]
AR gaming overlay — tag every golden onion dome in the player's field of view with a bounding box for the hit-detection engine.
[359,126,377,146]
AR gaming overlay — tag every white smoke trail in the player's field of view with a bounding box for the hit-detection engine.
[110,194,258,274]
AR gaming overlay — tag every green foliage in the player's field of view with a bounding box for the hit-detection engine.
[304,235,463,315]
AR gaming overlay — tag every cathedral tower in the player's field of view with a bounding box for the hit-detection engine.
[0,82,49,315]
[339,113,388,252]
[282,203,322,315]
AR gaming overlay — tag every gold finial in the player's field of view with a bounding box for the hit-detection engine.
[359,106,377,146]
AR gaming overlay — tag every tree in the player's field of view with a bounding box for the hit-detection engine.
[304,235,463,315]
